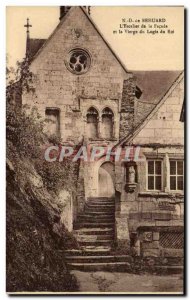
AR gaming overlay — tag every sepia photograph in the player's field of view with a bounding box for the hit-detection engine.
[6,5,184,294]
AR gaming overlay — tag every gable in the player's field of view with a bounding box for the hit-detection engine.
[133,74,184,145]
[133,70,182,127]
[30,6,128,78]
[27,6,130,107]
[22,6,131,142]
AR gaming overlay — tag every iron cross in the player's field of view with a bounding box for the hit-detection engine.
[24,18,32,34]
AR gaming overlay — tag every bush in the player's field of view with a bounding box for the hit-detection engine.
[6,59,80,292]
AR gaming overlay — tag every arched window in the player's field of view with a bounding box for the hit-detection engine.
[45,108,60,136]
[102,107,114,139]
[86,107,98,139]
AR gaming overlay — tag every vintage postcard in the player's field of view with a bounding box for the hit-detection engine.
[6,6,184,294]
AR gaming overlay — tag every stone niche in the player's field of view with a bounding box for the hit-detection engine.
[124,162,137,194]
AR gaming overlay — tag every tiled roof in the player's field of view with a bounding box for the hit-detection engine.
[28,38,47,59]
[133,70,182,126]
[116,71,184,147]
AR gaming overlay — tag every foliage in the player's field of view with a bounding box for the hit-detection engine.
[6,163,79,292]
[35,157,79,194]
[6,56,34,91]
[6,102,79,194]
[6,59,80,292]
[7,103,45,158]
[6,56,80,194]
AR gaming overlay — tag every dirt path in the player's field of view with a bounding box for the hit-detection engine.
[71,271,183,294]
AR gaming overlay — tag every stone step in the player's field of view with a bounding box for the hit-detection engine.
[74,228,114,235]
[74,222,114,229]
[77,216,114,223]
[81,245,112,250]
[87,197,114,201]
[67,261,131,272]
[85,207,115,213]
[83,211,115,216]
[87,203,115,207]
[87,200,115,205]
[78,214,114,220]
[65,255,133,264]
[86,202,115,208]
[75,234,113,241]
[64,247,112,256]
[78,240,113,246]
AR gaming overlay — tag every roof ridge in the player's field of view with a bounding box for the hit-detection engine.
[80,6,129,74]
[115,70,184,147]
[28,6,129,74]
[29,7,72,62]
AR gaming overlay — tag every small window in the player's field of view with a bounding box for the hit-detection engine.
[147,160,162,191]
[102,107,114,139]
[45,108,60,136]
[86,107,98,139]
[170,160,184,191]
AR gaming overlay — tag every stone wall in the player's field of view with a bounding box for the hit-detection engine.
[115,145,184,257]
[76,160,86,213]
[22,6,129,144]
[135,226,184,257]
[133,76,184,145]
[59,189,73,232]
[114,73,184,256]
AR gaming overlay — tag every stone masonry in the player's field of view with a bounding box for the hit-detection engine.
[21,6,184,260]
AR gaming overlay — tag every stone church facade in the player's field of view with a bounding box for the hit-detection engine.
[22,6,184,258]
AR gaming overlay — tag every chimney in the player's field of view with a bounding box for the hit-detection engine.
[119,75,136,139]
[83,6,91,15]
[59,6,91,20]
[59,6,71,20]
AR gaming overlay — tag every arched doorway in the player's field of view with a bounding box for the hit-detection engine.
[98,162,115,197]
[86,107,98,139]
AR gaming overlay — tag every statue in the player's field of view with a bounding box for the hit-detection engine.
[129,165,135,183]
[125,164,137,193]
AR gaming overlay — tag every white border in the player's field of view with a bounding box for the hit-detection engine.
[1,1,189,299]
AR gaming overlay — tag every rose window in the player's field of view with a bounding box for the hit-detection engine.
[67,49,91,74]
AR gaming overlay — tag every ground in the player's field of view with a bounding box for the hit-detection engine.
[71,271,183,294]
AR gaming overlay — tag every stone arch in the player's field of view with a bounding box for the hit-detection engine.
[86,107,99,139]
[98,161,115,197]
[101,107,114,139]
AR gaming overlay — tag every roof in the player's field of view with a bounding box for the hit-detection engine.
[27,6,129,74]
[28,38,47,60]
[116,70,184,147]
[25,8,184,146]
[133,70,182,127]
[80,7,129,74]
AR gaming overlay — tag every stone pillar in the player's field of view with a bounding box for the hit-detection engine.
[165,153,170,192]
[76,161,86,214]
[115,165,137,251]
[115,193,130,249]
[97,116,102,139]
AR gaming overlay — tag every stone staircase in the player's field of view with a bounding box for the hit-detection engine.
[65,197,132,271]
